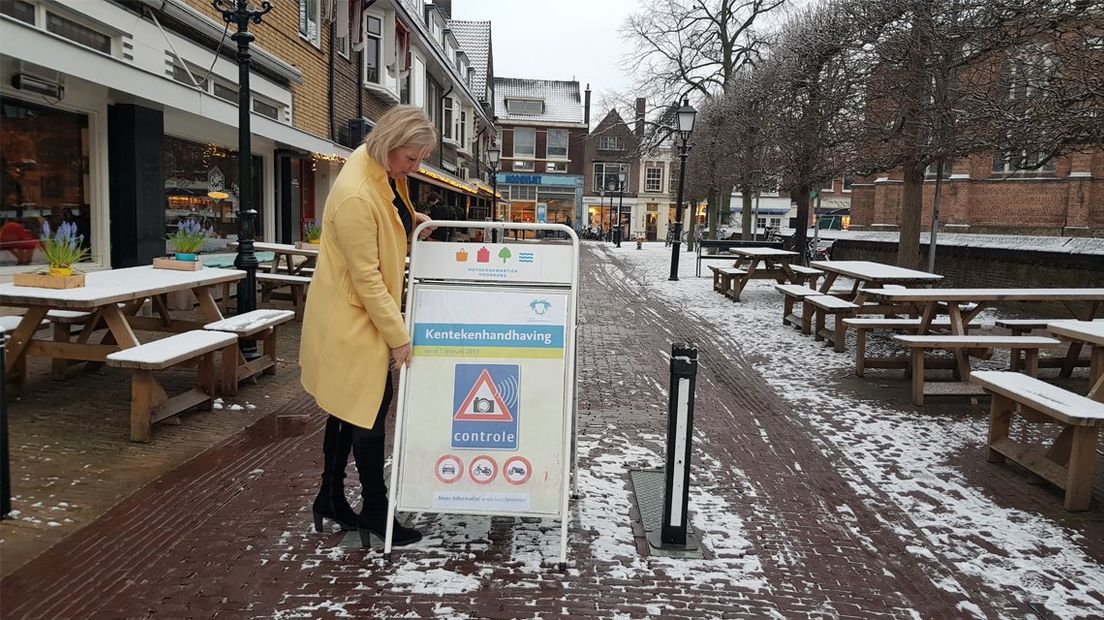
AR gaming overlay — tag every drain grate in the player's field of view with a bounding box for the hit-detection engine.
[629,469,703,559]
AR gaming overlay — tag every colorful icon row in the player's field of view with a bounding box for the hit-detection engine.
[434,454,531,485]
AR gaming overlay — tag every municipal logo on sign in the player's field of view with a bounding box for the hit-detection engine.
[435,454,463,484]
[452,364,520,450]
[468,455,497,485]
[502,456,532,485]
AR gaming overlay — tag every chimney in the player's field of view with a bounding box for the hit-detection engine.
[584,83,591,127]
[635,97,646,137]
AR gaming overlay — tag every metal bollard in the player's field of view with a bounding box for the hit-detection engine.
[660,343,698,546]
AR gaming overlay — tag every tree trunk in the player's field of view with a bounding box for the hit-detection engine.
[897,162,924,269]
[705,188,718,240]
[793,184,810,266]
[741,187,753,240]
[715,191,731,238]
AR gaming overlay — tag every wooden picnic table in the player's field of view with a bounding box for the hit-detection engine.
[228,242,318,275]
[1,266,244,392]
[810,260,942,309]
[1047,320,1104,401]
[862,287,1104,384]
[725,247,801,301]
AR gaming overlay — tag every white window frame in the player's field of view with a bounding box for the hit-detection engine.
[593,162,629,192]
[598,136,622,150]
[512,160,534,172]
[298,0,321,48]
[546,128,569,160]
[458,109,467,151]
[512,127,535,158]
[442,96,455,142]
[645,164,663,193]
[362,13,384,87]
[506,98,544,115]
[842,176,855,193]
[821,179,834,193]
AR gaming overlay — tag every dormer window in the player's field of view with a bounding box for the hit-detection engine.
[507,98,544,115]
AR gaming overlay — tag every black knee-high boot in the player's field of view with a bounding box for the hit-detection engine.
[352,376,422,547]
[352,434,422,546]
[312,416,358,532]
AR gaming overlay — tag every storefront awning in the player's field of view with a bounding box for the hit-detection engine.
[412,164,479,197]
[470,179,503,199]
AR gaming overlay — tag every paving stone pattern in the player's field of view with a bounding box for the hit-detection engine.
[1,245,1100,619]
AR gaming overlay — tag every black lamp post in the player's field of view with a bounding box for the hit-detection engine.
[615,170,626,248]
[213,0,271,359]
[668,98,697,281]
[486,145,500,242]
[606,179,617,242]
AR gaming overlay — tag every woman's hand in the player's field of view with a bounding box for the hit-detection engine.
[415,212,435,240]
[390,343,412,369]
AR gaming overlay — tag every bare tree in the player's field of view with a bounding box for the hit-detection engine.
[620,0,786,240]
[850,0,1097,267]
[758,0,866,263]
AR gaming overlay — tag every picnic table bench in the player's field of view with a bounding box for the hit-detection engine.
[204,309,295,395]
[971,370,1104,511]
[894,334,1062,405]
[106,330,238,442]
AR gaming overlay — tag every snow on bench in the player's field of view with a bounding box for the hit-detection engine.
[205,309,295,395]
[0,315,48,332]
[107,330,237,370]
[204,309,295,338]
[775,284,820,330]
[708,266,747,296]
[971,370,1104,510]
[106,330,238,442]
[806,296,860,352]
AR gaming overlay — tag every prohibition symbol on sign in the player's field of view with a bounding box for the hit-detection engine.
[468,455,497,485]
[502,456,532,485]
[435,454,463,484]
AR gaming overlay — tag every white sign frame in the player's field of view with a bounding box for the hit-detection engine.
[385,222,580,569]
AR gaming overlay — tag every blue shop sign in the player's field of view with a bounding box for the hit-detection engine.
[504,174,542,184]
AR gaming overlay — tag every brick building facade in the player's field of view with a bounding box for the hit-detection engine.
[849,150,1103,237]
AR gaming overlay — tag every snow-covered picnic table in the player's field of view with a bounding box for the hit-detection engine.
[721,247,806,301]
[1047,320,1104,400]
[810,260,942,310]
[1,265,244,389]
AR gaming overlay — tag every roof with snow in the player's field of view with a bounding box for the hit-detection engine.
[494,77,585,126]
[448,20,491,102]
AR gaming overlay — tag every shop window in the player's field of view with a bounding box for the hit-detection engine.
[163,136,263,248]
[46,11,111,54]
[298,0,321,47]
[547,129,568,160]
[1,0,35,24]
[1,97,92,268]
[513,128,535,158]
[364,15,383,85]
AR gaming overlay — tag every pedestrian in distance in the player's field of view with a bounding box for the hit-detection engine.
[300,105,436,548]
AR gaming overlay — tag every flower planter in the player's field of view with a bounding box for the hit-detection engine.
[153,257,204,271]
[13,270,86,289]
[295,240,320,250]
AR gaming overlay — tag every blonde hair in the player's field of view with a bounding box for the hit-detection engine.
[363,105,437,170]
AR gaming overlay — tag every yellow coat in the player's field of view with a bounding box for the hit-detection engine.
[299,145,414,428]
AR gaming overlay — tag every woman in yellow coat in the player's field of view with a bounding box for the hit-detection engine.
[300,105,435,547]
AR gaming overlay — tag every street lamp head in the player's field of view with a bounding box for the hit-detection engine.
[677,97,697,140]
[618,171,627,185]
[487,145,500,166]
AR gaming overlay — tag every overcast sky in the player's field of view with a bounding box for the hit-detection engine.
[451,0,641,116]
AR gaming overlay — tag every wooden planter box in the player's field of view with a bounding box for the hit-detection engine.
[13,271,86,289]
[153,257,203,271]
[295,241,320,250]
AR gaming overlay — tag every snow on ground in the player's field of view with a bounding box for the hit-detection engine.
[611,242,1104,618]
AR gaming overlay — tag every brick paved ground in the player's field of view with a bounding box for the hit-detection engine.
[1,243,1102,619]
